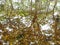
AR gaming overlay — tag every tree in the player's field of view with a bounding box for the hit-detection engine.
[0,0,60,45]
